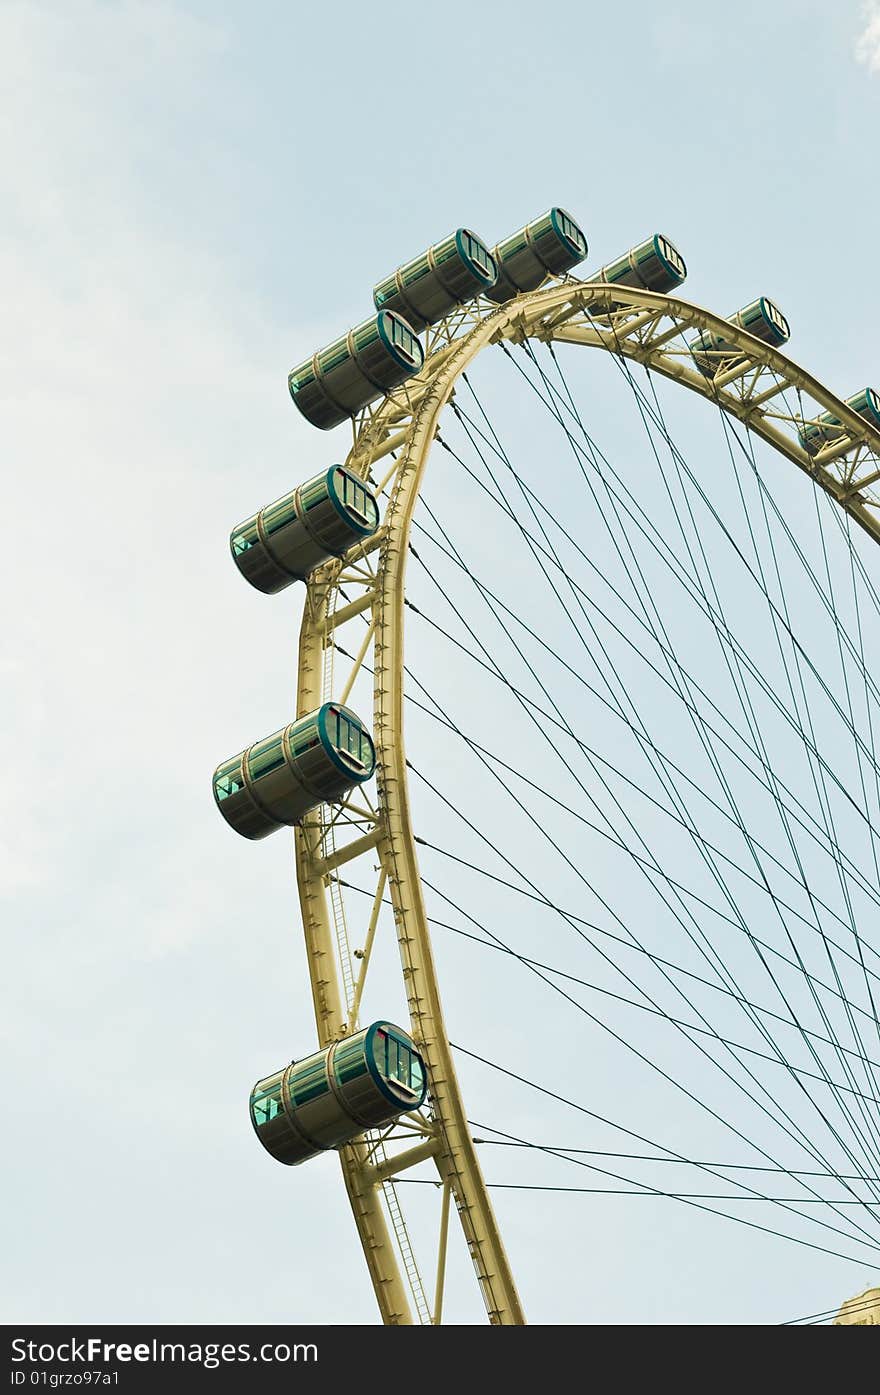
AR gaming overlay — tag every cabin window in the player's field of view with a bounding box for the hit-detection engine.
[346,480,376,527]
[337,712,359,759]
[461,230,493,279]
[263,494,297,537]
[249,732,286,781]
[376,1030,422,1095]
[298,475,327,512]
[351,321,380,354]
[325,708,339,748]
[556,211,585,254]
[332,469,377,529]
[403,255,432,286]
[390,315,419,360]
[231,519,258,556]
[290,1057,330,1107]
[287,714,314,748]
[289,361,316,393]
[657,237,683,276]
[603,253,632,285]
[214,760,244,801]
[501,232,529,259]
[292,736,319,758]
[531,214,555,243]
[409,1053,425,1094]
[433,235,459,268]
[327,709,371,769]
[251,1078,285,1127]
[334,1038,369,1086]
[320,340,350,374]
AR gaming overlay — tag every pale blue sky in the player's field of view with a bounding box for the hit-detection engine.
[2,0,880,1326]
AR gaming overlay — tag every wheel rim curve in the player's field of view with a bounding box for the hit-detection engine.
[293,280,880,1324]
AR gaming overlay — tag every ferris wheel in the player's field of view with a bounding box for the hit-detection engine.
[212,209,880,1325]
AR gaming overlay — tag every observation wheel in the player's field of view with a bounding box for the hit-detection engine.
[215,215,880,1324]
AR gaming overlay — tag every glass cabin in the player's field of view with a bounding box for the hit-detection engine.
[213,703,376,840]
[690,296,790,375]
[289,311,424,430]
[485,207,588,304]
[588,233,687,304]
[799,388,880,455]
[373,229,498,332]
[230,466,380,594]
[250,1022,428,1165]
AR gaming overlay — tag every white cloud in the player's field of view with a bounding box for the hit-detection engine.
[856,1,880,71]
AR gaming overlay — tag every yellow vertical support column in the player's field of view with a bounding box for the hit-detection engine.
[373,323,526,1324]
[294,572,415,1326]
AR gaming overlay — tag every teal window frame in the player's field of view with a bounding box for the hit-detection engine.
[766,301,788,338]
[334,468,378,530]
[657,235,685,277]
[460,229,494,279]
